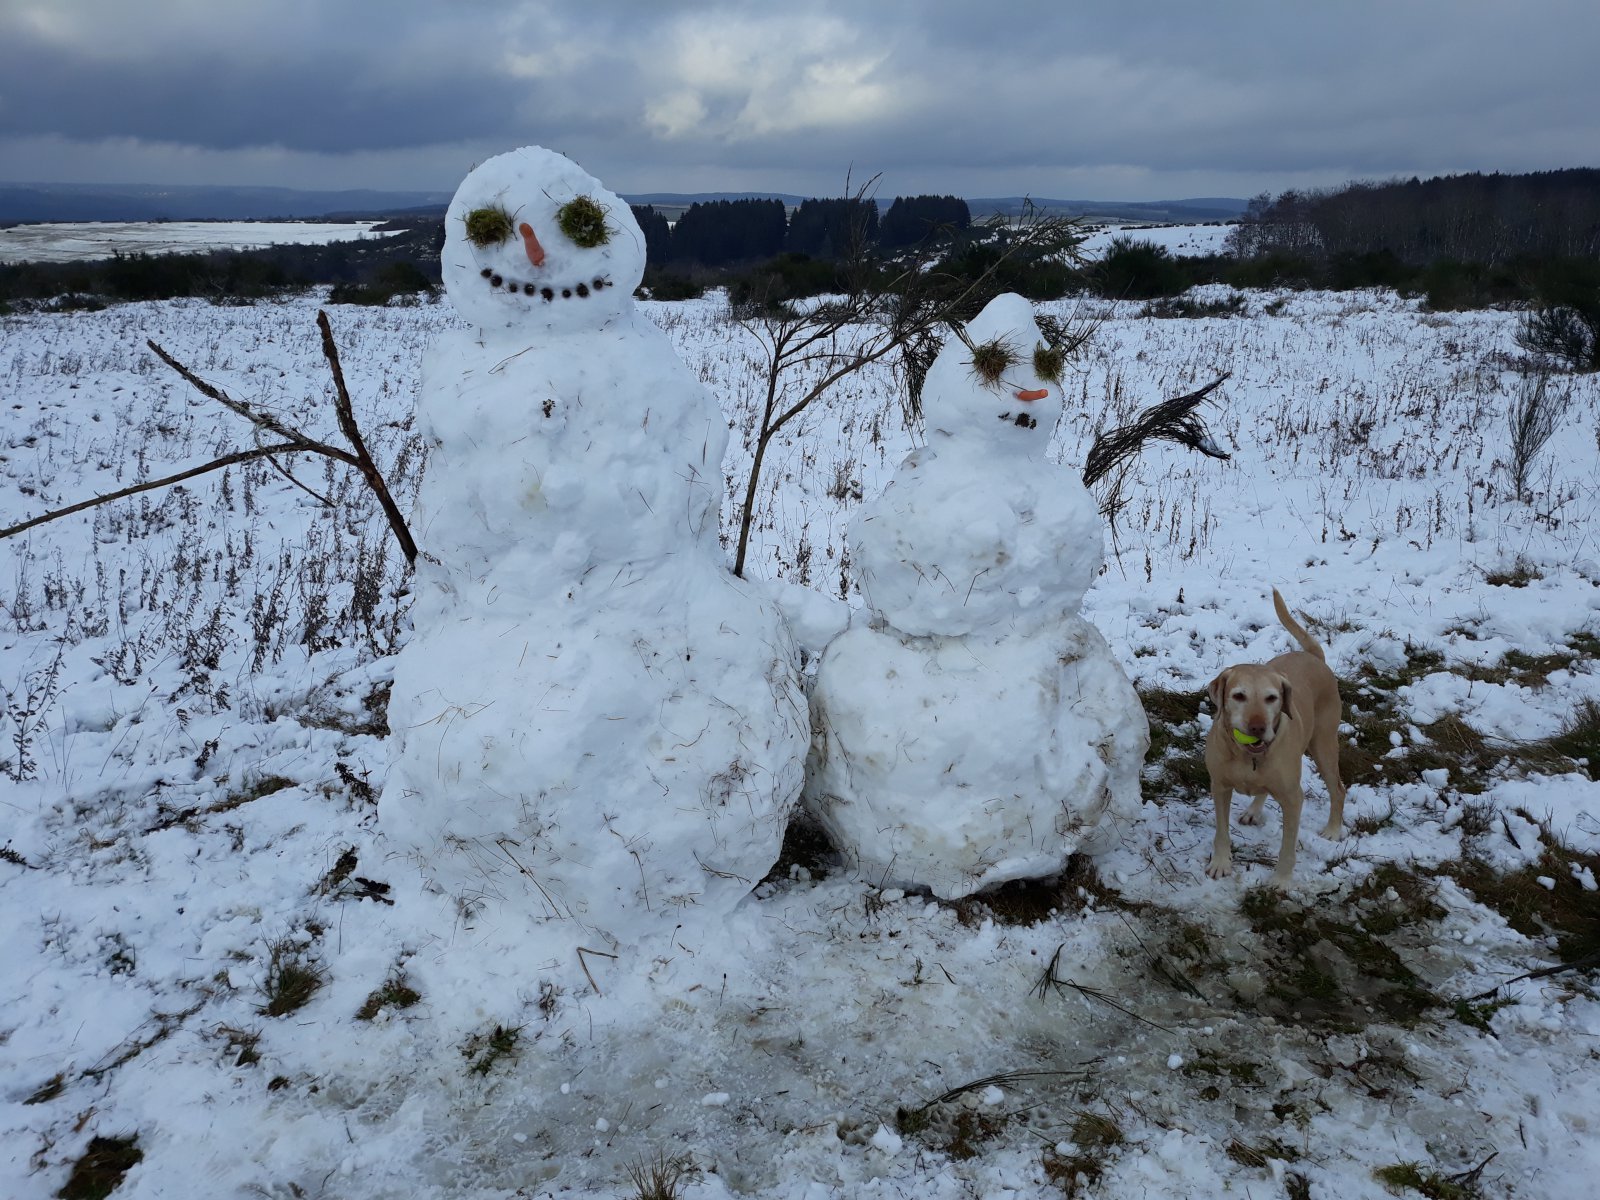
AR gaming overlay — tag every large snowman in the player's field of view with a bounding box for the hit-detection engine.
[381,147,807,948]
[806,294,1147,899]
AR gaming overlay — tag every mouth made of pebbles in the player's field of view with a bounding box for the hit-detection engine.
[479,268,615,301]
[997,410,1041,429]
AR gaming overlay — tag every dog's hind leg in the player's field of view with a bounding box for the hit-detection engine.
[1310,727,1346,839]
[1271,787,1304,887]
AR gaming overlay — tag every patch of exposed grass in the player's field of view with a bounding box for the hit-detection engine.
[1181,1052,1262,1087]
[1138,685,1210,802]
[463,1023,522,1076]
[1372,1159,1485,1199]
[1042,1147,1105,1197]
[625,1150,697,1200]
[1348,863,1449,936]
[1437,841,1600,968]
[1484,559,1542,588]
[1448,995,1515,1032]
[1068,1110,1124,1149]
[1529,698,1600,780]
[258,939,325,1018]
[24,1072,65,1105]
[1226,1136,1301,1168]
[356,976,422,1021]
[1239,887,1439,1030]
[213,1024,261,1067]
[57,1135,142,1200]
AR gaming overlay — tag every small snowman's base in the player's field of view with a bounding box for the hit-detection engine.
[805,615,1147,900]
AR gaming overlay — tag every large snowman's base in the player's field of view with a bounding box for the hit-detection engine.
[806,615,1147,899]
[383,564,806,945]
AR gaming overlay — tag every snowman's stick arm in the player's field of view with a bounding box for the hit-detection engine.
[0,443,302,541]
[317,310,419,565]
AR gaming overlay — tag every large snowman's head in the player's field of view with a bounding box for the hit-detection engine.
[921,293,1066,456]
[442,146,645,333]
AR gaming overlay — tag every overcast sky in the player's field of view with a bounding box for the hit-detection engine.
[2,0,1595,202]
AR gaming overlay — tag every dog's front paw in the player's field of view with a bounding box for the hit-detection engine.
[1205,856,1233,880]
[1318,821,1343,840]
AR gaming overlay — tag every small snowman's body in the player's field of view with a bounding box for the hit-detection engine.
[381,147,806,945]
[807,294,1146,899]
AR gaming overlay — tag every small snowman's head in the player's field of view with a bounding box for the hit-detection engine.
[922,293,1066,455]
[442,146,645,332]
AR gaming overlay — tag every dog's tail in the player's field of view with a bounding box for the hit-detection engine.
[1273,588,1325,661]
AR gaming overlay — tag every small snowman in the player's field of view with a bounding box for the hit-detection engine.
[806,294,1146,899]
[381,147,807,948]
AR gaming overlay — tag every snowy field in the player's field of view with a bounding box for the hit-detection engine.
[0,221,402,264]
[3,285,1599,1199]
[1076,221,1236,259]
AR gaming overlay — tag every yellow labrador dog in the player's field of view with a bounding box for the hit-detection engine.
[1205,589,1346,886]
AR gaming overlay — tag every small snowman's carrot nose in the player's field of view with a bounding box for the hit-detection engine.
[1015,387,1049,402]
[518,222,546,268]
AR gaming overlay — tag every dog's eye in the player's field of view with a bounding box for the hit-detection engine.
[1231,692,1246,702]
[1266,694,1279,704]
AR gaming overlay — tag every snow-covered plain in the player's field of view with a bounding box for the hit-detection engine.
[0,221,401,265]
[2,282,1599,1199]
[1076,222,1236,259]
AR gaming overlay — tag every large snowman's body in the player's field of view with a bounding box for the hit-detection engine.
[807,295,1146,899]
[382,147,806,944]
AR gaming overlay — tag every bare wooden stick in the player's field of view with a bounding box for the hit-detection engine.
[317,309,418,564]
[1,443,300,541]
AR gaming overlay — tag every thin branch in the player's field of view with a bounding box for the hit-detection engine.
[1464,951,1600,1001]
[147,339,350,461]
[1,444,300,541]
[263,454,336,507]
[317,310,419,564]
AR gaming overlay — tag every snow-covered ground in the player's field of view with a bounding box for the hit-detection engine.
[3,285,1599,1199]
[0,220,402,264]
[1077,222,1235,259]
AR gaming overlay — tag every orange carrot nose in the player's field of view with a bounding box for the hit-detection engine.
[1015,388,1049,402]
[518,222,546,268]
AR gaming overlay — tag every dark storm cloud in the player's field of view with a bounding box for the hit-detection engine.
[1,0,1596,198]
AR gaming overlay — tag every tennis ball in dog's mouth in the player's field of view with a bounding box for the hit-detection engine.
[1232,728,1260,746]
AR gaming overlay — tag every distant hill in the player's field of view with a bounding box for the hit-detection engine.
[2,182,1246,227]
[967,197,1248,223]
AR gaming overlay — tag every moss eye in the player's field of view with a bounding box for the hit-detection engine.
[464,205,514,248]
[1033,342,1065,384]
[556,196,610,248]
[968,337,1017,387]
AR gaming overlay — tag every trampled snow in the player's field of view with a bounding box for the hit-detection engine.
[2,275,1599,1199]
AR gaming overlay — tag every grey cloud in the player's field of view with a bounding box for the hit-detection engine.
[1,0,1595,198]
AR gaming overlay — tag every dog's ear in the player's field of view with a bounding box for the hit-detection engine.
[1277,675,1295,721]
[1207,669,1230,711]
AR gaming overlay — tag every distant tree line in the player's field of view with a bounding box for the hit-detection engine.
[630,194,966,270]
[0,219,443,311]
[1227,170,1600,265]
